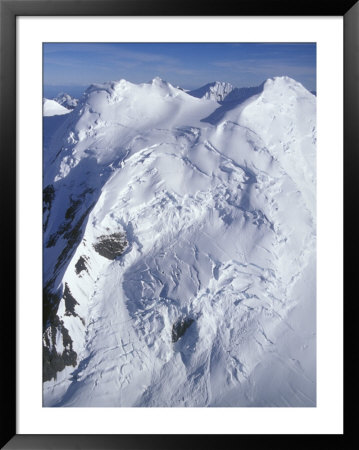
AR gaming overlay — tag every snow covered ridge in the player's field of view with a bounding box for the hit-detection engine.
[43,93,78,118]
[53,92,79,109]
[188,81,235,102]
[43,76,316,407]
[43,98,72,117]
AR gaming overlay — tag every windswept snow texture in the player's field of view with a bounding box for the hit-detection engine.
[43,76,316,407]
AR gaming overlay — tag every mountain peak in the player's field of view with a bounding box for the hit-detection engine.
[263,76,310,95]
[43,98,72,117]
[54,92,78,110]
[147,77,178,94]
[188,81,234,102]
[150,76,167,85]
[43,74,316,408]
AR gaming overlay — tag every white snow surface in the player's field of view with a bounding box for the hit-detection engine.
[43,76,316,407]
[43,98,72,116]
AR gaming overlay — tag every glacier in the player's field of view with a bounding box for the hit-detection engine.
[42,76,316,407]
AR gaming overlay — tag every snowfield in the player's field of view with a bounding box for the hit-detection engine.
[43,98,72,117]
[43,76,316,407]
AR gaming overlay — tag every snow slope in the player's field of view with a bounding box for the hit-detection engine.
[43,76,316,407]
[43,98,72,117]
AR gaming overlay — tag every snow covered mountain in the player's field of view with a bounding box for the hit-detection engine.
[43,76,316,407]
[43,98,72,117]
[53,92,79,110]
[188,81,234,102]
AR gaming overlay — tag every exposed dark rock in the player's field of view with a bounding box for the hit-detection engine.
[54,202,95,271]
[43,184,55,210]
[43,191,97,383]
[43,315,77,382]
[43,284,60,329]
[43,284,82,381]
[43,188,102,383]
[45,216,78,248]
[63,283,79,317]
[75,255,88,275]
[43,334,77,381]
[46,233,59,248]
[93,232,128,260]
[61,322,75,349]
[43,184,55,232]
[46,189,95,248]
[43,346,63,380]
[65,198,82,221]
[172,317,194,343]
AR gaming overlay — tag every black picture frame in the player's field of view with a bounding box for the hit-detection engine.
[1,0,356,448]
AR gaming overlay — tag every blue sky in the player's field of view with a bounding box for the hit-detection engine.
[43,43,316,97]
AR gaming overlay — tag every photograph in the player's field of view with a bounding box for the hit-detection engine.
[42,42,317,408]
[1,0,354,444]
